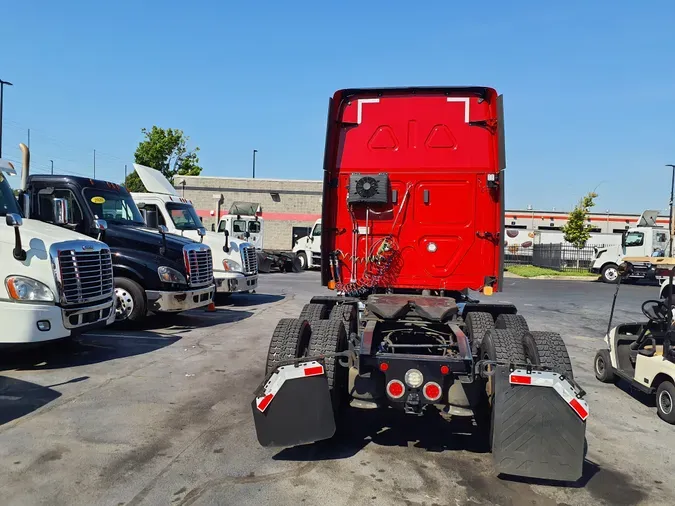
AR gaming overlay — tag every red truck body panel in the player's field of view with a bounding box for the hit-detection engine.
[321,87,505,293]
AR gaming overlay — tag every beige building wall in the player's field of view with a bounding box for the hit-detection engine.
[175,175,323,250]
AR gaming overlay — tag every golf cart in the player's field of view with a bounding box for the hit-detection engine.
[595,256,675,423]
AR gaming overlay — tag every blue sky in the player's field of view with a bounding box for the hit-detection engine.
[1,0,674,214]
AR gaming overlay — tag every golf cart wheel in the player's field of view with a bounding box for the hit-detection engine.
[656,380,675,424]
[465,312,495,352]
[329,303,357,337]
[308,319,349,412]
[495,314,529,337]
[265,318,312,375]
[299,302,330,322]
[114,277,146,323]
[594,349,615,383]
[522,331,574,380]
[297,252,308,270]
[601,263,620,284]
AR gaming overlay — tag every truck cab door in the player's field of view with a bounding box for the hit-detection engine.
[623,229,647,256]
[309,222,322,253]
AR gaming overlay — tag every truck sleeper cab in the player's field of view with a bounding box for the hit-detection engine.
[1,152,115,343]
[24,175,214,322]
[129,164,258,296]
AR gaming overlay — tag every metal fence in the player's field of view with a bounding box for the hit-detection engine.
[505,243,610,272]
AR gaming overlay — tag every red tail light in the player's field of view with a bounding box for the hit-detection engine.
[386,379,405,399]
[423,382,442,402]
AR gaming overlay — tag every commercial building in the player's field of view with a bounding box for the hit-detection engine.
[176,175,669,250]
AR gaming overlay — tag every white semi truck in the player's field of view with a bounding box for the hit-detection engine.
[591,210,669,283]
[0,147,116,344]
[130,164,258,296]
[217,209,319,272]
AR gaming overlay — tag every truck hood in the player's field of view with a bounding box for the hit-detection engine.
[133,163,179,196]
[0,218,100,252]
[103,223,199,263]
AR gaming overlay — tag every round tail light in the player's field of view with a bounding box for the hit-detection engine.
[423,382,442,402]
[386,379,405,399]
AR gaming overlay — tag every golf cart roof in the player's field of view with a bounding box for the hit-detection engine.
[624,257,675,268]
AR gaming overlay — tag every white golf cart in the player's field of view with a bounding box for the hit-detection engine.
[595,256,675,423]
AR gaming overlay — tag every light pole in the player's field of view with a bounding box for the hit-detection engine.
[0,79,13,158]
[667,164,675,257]
[605,209,610,233]
[527,204,534,230]
[252,149,258,178]
[50,160,54,175]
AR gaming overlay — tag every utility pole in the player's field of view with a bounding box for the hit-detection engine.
[50,159,54,175]
[93,149,96,178]
[0,79,12,158]
[252,149,258,178]
[667,164,675,257]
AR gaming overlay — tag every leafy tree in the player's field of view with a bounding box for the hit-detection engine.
[124,126,202,192]
[562,192,598,249]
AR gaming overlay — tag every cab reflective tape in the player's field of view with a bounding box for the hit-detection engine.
[255,361,325,413]
[509,369,589,421]
[91,196,106,204]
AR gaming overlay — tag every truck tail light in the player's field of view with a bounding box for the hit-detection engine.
[422,382,442,402]
[386,379,405,399]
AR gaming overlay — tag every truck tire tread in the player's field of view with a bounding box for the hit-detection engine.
[523,331,574,380]
[495,314,529,337]
[265,318,312,375]
[307,319,348,411]
[329,303,357,337]
[299,302,330,322]
[465,312,495,351]
[481,328,527,363]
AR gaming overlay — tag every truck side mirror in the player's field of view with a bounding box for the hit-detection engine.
[52,198,69,225]
[93,219,108,241]
[245,231,251,239]
[145,209,159,229]
[158,225,168,255]
[6,213,27,261]
[223,229,230,253]
[198,226,206,243]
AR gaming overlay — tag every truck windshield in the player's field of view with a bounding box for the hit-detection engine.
[0,174,22,217]
[166,202,202,230]
[83,188,145,225]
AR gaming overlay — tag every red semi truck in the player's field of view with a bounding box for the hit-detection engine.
[252,87,588,481]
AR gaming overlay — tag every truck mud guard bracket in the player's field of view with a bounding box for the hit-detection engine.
[491,364,588,482]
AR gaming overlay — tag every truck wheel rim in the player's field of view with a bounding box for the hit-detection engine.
[659,390,673,415]
[605,268,618,281]
[115,288,134,321]
[299,255,305,268]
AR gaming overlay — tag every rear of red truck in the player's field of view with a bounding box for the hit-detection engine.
[252,87,588,482]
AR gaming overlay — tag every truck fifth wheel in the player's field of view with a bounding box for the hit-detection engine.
[251,87,589,481]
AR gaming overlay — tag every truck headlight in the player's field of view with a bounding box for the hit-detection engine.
[223,259,242,271]
[5,276,55,302]
[157,266,187,284]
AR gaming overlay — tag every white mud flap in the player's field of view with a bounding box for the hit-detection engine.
[252,360,336,447]
[491,365,588,482]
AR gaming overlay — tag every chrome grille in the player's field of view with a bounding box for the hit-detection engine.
[57,247,114,305]
[241,246,258,274]
[185,245,213,286]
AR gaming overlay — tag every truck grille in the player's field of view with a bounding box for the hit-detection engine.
[185,245,213,287]
[241,246,258,274]
[57,247,114,305]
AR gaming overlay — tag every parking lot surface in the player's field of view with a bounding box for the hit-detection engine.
[0,273,672,506]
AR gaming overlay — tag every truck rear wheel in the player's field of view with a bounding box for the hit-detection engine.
[329,303,357,337]
[495,314,529,337]
[300,302,330,322]
[307,319,348,411]
[114,277,146,323]
[265,318,312,375]
[480,328,526,403]
[522,331,574,380]
[464,312,495,352]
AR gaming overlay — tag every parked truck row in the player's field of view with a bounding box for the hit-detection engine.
[0,143,260,344]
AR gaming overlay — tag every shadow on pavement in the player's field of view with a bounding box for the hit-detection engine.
[112,308,255,333]
[218,293,285,308]
[274,407,490,462]
[0,332,180,372]
[0,375,63,425]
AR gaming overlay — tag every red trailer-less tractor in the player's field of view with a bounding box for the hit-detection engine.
[252,87,588,481]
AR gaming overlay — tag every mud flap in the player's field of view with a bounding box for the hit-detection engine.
[491,365,587,482]
[252,360,336,447]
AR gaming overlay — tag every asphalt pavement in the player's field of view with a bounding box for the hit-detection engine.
[0,273,671,506]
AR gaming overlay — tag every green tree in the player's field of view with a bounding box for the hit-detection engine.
[124,126,202,192]
[562,192,598,249]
